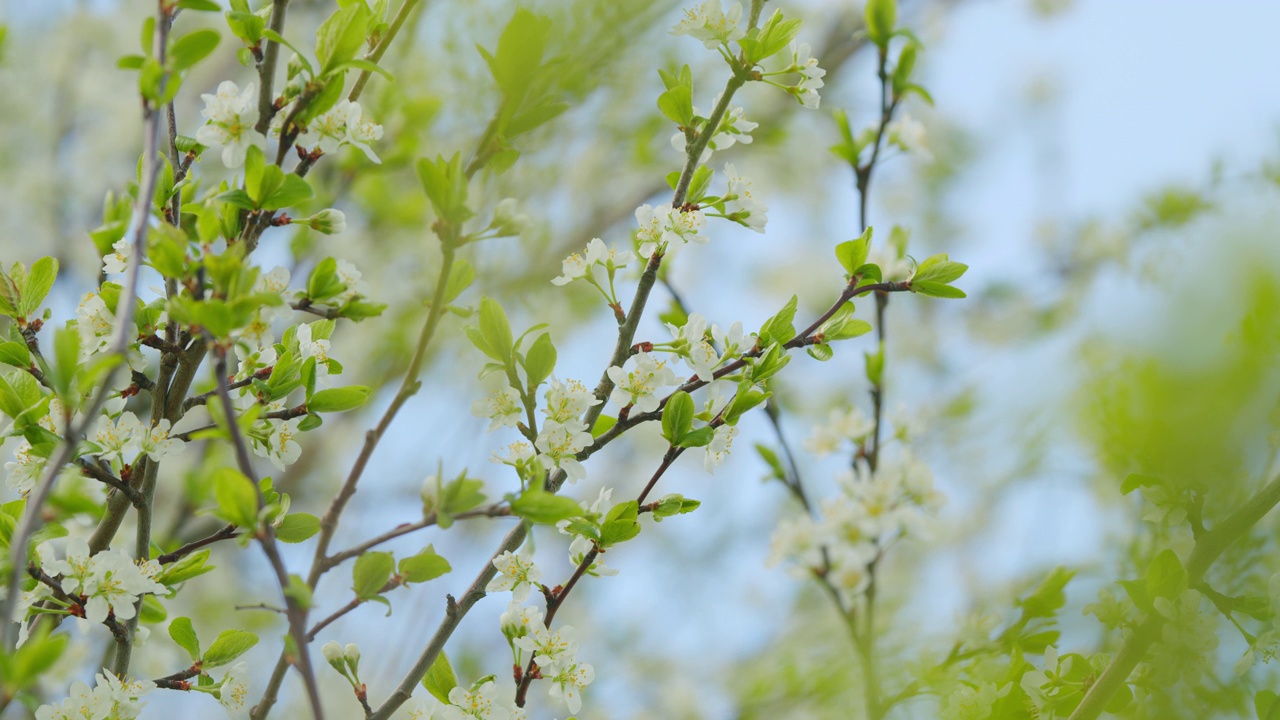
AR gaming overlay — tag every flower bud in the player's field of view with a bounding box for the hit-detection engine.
[344,643,361,672]
[304,209,346,235]
[286,53,306,80]
[420,475,439,516]
[321,640,346,672]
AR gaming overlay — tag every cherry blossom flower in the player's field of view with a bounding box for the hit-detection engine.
[607,352,676,413]
[472,387,523,431]
[195,81,266,168]
[487,546,542,603]
[671,0,745,49]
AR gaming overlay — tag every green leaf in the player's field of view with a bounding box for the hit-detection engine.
[523,333,556,390]
[422,650,458,704]
[675,426,715,448]
[599,501,641,548]
[1120,473,1161,495]
[835,228,872,276]
[476,8,552,100]
[398,545,451,584]
[658,86,694,127]
[1019,566,1076,619]
[443,259,475,304]
[20,257,57,317]
[156,549,215,586]
[1146,549,1187,601]
[352,551,395,599]
[275,513,321,543]
[178,0,222,11]
[662,391,695,444]
[0,341,30,369]
[308,386,371,413]
[202,630,258,668]
[307,257,343,301]
[914,253,969,284]
[260,174,314,211]
[8,624,68,690]
[1256,690,1280,720]
[168,617,201,660]
[910,280,966,299]
[50,326,80,396]
[759,295,798,346]
[212,468,259,529]
[864,0,897,47]
[169,29,221,71]
[510,488,584,525]
[315,2,371,74]
[476,297,513,364]
[591,414,616,438]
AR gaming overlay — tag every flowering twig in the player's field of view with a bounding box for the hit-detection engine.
[0,0,169,653]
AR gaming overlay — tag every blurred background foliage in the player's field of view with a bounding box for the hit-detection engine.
[4,0,1280,718]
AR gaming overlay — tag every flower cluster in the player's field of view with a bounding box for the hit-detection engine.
[788,42,826,109]
[499,601,597,714]
[671,0,745,49]
[534,378,600,482]
[35,670,154,720]
[37,538,167,625]
[768,449,941,604]
[195,80,266,169]
[551,237,635,305]
[302,99,385,163]
[89,411,184,468]
[664,312,747,382]
[635,202,708,259]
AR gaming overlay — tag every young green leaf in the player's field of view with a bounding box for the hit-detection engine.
[308,386,371,413]
[662,391,695,444]
[510,488,584,525]
[422,650,458,704]
[352,551,395,599]
[202,630,258,668]
[599,501,641,547]
[398,545,452,584]
[212,468,259,529]
[275,513,321,543]
[168,617,201,660]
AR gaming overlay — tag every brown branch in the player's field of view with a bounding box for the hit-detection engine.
[156,523,239,565]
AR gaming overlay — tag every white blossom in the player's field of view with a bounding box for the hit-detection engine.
[534,420,592,482]
[635,203,708,258]
[542,378,600,425]
[91,411,144,465]
[217,662,251,719]
[804,406,874,455]
[441,679,510,720]
[607,353,676,413]
[471,387,524,432]
[487,547,542,603]
[671,0,745,49]
[195,81,266,169]
[139,419,184,461]
[789,42,826,109]
[887,113,931,160]
[304,100,384,163]
[5,440,45,495]
[704,424,737,472]
[103,238,132,275]
[253,416,303,470]
[546,661,594,714]
[722,164,768,232]
[514,624,578,674]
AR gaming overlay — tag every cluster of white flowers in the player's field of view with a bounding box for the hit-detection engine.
[768,450,941,604]
[36,538,167,626]
[301,99,385,163]
[498,601,597,714]
[195,80,266,169]
[789,42,826,109]
[35,670,154,720]
[532,378,599,483]
[89,411,184,467]
[250,407,303,471]
[551,237,635,304]
[635,202,708,259]
[76,292,128,363]
[664,312,747,382]
[804,406,875,456]
[671,0,744,49]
